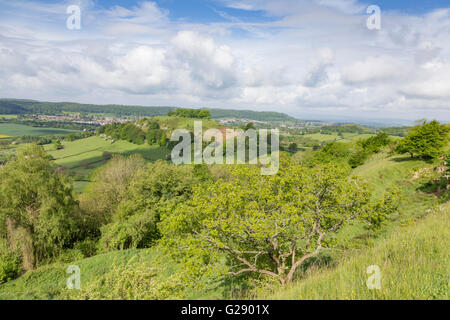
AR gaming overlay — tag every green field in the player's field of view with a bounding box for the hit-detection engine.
[0,115,18,119]
[44,136,169,192]
[0,123,79,137]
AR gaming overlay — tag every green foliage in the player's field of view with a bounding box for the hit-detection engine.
[0,239,21,284]
[78,154,146,237]
[98,161,202,252]
[348,133,391,168]
[396,120,449,159]
[0,145,79,270]
[98,122,147,145]
[357,132,391,154]
[307,124,375,135]
[307,142,352,166]
[261,204,450,300]
[168,108,211,119]
[160,163,395,287]
[53,140,63,150]
[65,260,184,300]
[348,150,369,168]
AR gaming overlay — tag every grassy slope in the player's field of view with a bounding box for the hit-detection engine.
[259,151,448,300]
[0,149,446,300]
[0,249,160,300]
[262,203,449,300]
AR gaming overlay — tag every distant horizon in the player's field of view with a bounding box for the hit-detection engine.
[3,96,447,127]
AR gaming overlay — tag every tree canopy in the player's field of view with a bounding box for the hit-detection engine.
[160,163,398,287]
[396,120,449,159]
[0,145,78,270]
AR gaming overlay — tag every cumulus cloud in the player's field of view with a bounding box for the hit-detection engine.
[0,0,449,121]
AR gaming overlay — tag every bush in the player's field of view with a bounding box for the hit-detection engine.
[98,211,159,251]
[65,261,183,300]
[348,150,369,168]
[0,240,21,284]
[97,161,201,252]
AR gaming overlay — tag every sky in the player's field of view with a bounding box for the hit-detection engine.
[0,0,449,122]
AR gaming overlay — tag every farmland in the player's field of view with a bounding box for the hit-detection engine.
[0,123,80,137]
[44,136,169,192]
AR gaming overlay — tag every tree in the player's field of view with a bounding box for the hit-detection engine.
[98,161,201,251]
[160,164,397,287]
[79,154,146,235]
[53,140,63,150]
[0,145,78,270]
[288,143,298,153]
[396,120,449,159]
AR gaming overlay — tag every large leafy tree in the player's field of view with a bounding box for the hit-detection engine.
[161,164,398,287]
[98,161,203,251]
[0,145,78,270]
[396,120,449,159]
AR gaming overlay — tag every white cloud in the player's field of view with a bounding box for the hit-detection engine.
[0,0,449,121]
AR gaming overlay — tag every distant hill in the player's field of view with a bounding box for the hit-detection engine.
[208,108,298,122]
[0,99,299,123]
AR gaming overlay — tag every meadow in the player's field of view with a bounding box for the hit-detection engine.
[44,136,169,192]
[0,123,79,137]
[261,202,449,300]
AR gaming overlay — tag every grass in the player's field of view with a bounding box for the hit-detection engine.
[0,134,10,139]
[0,115,18,119]
[44,136,169,192]
[0,249,161,300]
[45,136,167,168]
[257,150,448,300]
[0,123,79,137]
[0,141,447,300]
[260,202,449,300]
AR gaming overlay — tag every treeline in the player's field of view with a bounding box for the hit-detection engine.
[0,99,299,123]
[380,126,410,137]
[0,118,98,131]
[0,100,174,118]
[307,124,375,135]
[97,121,167,147]
[168,108,211,119]
[19,131,93,145]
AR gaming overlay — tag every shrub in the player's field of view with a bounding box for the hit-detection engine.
[0,240,21,284]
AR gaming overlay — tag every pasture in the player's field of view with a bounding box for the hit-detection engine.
[44,136,169,192]
[0,123,79,137]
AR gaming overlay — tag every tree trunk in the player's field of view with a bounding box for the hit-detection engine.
[21,229,36,271]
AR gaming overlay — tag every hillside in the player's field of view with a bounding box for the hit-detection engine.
[261,202,449,300]
[0,148,447,300]
[0,99,298,123]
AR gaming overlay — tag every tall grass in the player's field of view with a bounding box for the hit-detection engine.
[260,203,449,300]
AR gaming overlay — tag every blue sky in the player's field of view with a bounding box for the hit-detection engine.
[0,0,449,121]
